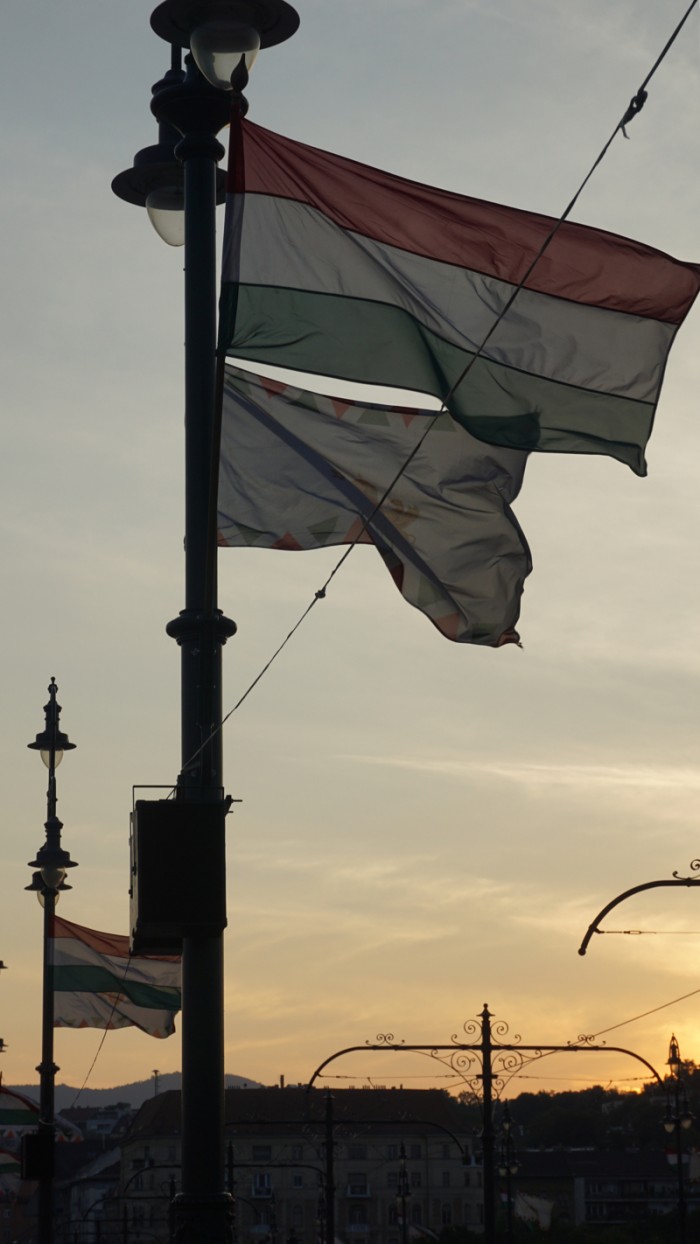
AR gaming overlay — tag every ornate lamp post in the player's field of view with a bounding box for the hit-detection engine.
[112,5,298,1243]
[663,1034,694,1244]
[25,678,78,1244]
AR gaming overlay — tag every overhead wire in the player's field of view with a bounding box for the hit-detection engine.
[181,0,699,770]
[595,929,700,936]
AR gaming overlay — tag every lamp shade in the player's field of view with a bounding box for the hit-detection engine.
[150,0,300,53]
[28,731,75,768]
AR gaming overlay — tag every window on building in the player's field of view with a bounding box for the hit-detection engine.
[348,1144,367,1160]
[252,1172,272,1196]
[442,1204,452,1225]
[442,1171,451,1188]
[291,1145,303,1160]
[388,1205,399,1226]
[292,1205,303,1227]
[252,1145,272,1162]
[387,1143,399,1159]
[349,1204,368,1225]
[292,1174,303,1189]
[387,1172,398,1189]
[409,1144,422,1160]
[410,1172,421,1189]
[411,1204,422,1224]
[442,1143,451,1160]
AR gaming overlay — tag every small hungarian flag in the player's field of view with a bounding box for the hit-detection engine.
[0,1089,41,1137]
[218,367,530,646]
[220,121,700,476]
[0,1087,80,1142]
[50,917,181,1039]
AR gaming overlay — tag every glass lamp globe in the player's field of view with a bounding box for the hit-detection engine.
[146,187,186,247]
[40,865,67,891]
[190,20,261,90]
[40,747,63,768]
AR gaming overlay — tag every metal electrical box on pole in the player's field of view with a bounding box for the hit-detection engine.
[130,798,228,953]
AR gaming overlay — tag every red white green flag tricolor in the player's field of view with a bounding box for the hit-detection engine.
[50,917,181,1039]
[220,120,700,475]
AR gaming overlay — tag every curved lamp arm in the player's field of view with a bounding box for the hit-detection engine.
[578,877,700,956]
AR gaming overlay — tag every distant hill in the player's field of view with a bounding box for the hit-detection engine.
[8,1073,262,1112]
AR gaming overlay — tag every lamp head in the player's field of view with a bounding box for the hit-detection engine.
[150,0,299,90]
[25,869,73,906]
[668,1035,682,1077]
[28,838,78,895]
[27,678,75,768]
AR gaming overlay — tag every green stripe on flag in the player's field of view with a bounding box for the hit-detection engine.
[52,966,180,1012]
[226,285,653,474]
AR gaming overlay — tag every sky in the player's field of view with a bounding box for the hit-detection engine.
[1,0,700,1104]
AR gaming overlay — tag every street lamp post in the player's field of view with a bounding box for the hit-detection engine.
[664,1034,694,1244]
[112,5,297,1244]
[25,678,78,1244]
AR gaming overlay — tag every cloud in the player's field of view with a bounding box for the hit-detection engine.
[338,755,700,793]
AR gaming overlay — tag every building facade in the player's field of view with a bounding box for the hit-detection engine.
[120,1086,481,1242]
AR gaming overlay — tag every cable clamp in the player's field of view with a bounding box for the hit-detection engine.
[621,87,648,138]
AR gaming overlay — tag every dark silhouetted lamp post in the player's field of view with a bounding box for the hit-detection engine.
[112,4,298,1242]
[25,677,78,1244]
[664,1034,694,1244]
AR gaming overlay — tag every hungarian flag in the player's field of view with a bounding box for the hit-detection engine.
[50,917,181,1039]
[0,1088,80,1142]
[220,121,700,475]
[218,367,530,645]
[0,1090,41,1138]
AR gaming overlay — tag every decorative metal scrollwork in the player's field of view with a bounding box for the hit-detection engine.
[367,1033,404,1046]
[455,1017,481,1043]
[569,1033,606,1048]
[492,1017,519,1044]
[673,858,700,880]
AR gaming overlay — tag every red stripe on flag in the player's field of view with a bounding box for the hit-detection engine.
[237,121,700,325]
